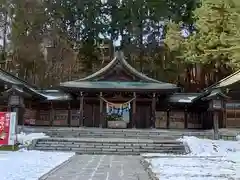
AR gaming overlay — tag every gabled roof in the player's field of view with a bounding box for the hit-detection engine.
[207,70,240,90]
[60,51,178,91]
[0,68,37,88]
[0,68,74,101]
[2,86,32,98]
[78,51,160,83]
[202,89,230,100]
[0,68,49,98]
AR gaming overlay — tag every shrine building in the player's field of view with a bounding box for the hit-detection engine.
[0,51,239,129]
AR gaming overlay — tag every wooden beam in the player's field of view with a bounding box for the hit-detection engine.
[77,96,152,102]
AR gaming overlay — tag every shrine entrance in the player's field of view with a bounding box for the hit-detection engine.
[58,51,179,129]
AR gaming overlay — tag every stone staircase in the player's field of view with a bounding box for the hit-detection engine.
[32,137,187,155]
[28,127,180,139]
[26,127,188,155]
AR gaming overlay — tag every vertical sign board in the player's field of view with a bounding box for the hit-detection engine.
[0,112,17,146]
[9,112,17,145]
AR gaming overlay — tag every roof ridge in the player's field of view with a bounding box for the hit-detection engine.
[116,51,161,83]
[76,56,118,81]
[67,51,175,85]
[0,68,38,88]
[206,69,240,90]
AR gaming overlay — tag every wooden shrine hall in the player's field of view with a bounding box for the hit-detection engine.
[0,51,236,129]
[58,51,179,128]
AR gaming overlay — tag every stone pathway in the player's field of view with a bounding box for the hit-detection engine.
[40,155,150,180]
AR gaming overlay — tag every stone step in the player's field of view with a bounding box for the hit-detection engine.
[32,138,186,155]
[36,141,183,146]
[44,131,177,140]
[50,133,176,139]
[37,137,182,142]
[34,147,185,155]
[20,127,238,141]
[20,127,192,139]
[35,143,184,150]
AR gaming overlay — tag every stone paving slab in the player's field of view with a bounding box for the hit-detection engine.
[40,155,150,180]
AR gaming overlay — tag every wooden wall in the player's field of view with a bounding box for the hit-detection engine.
[155,110,202,129]
[226,101,240,128]
[24,101,102,127]
[21,99,211,129]
[23,100,153,128]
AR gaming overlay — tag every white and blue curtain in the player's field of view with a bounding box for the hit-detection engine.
[106,103,130,123]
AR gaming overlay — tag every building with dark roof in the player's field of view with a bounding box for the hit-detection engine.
[0,51,237,129]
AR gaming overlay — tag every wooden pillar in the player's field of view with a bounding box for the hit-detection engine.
[92,104,95,127]
[222,102,227,128]
[151,93,156,128]
[29,101,32,126]
[198,112,202,129]
[184,106,188,129]
[213,111,219,140]
[132,92,136,128]
[50,102,54,126]
[166,107,170,129]
[99,92,103,128]
[67,102,71,127]
[223,110,227,128]
[79,92,84,127]
[29,101,32,110]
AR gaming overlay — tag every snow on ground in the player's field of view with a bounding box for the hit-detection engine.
[143,136,240,180]
[0,132,74,180]
[0,150,74,180]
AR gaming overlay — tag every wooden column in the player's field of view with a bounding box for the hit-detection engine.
[79,92,84,127]
[132,92,136,128]
[92,104,95,127]
[99,92,103,128]
[67,102,71,127]
[151,93,156,128]
[213,111,219,140]
[184,106,188,129]
[223,102,227,128]
[166,107,170,129]
[50,102,54,126]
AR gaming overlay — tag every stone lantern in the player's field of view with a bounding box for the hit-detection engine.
[202,89,229,140]
[2,85,29,132]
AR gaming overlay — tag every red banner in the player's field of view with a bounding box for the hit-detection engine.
[0,112,10,145]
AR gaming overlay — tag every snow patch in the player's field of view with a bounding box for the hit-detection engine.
[144,136,240,180]
[17,132,49,146]
[179,136,240,156]
[0,150,74,180]
[236,134,240,141]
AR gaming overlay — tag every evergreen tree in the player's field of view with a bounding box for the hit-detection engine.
[165,0,237,89]
[219,0,240,68]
